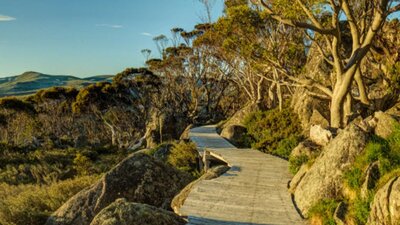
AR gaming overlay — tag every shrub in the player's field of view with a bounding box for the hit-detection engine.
[389,62,400,94]
[345,125,400,191]
[0,97,36,114]
[167,141,200,177]
[351,193,373,225]
[28,87,79,103]
[73,153,92,176]
[147,143,174,161]
[289,154,309,175]
[344,167,363,189]
[308,199,340,225]
[342,124,400,224]
[0,176,97,225]
[244,106,303,159]
[0,114,6,126]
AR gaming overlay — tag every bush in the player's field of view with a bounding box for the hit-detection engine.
[308,199,340,225]
[289,154,309,175]
[351,193,373,225]
[0,114,6,126]
[167,141,200,177]
[0,175,97,225]
[345,125,400,190]
[0,97,36,114]
[146,143,174,161]
[344,167,363,189]
[244,106,303,159]
[342,124,400,224]
[73,153,92,176]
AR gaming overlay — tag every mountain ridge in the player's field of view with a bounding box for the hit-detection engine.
[0,71,113,97]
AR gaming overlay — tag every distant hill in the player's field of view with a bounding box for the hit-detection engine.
[0,71,113,97]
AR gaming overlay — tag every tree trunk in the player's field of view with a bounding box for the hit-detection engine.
[343,93,353,126]
[330,66,358,128]
[330,95,343,129]
[355,67,370,105]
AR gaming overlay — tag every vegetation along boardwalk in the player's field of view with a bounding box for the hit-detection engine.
[179,125,305,225]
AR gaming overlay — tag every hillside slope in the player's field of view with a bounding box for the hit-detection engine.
[0,71,113,97]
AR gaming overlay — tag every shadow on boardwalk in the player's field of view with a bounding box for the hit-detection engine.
[188,216,283,225]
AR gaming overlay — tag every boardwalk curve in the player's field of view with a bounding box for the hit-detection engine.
[180,125,305,225]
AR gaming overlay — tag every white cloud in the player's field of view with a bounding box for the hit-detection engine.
[96,24,123,29]
[0,15,16,22]
[140,32,153,37]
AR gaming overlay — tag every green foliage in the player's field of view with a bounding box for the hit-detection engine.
[345,125,400,190]
[146,143,174,161]
[289,154,309,175]
[167,141,200,177]
[308,199,340,225]
[344,167,363,189]
[113,67,161,88]
[0,146,123,185]
[28,87,78,103]
[72,82,115,113]
[0,97,36,114]
[342,124,400,224]
[244,107,303,159]
[389,62,400,94]
[351,193,374,225]
[73,153,92,176]
[0,175,97,225]
[275,135,301,159]
[0,114,6,126]
[224,0,248,9]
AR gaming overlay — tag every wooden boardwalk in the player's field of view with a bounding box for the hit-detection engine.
[179,125,305,225]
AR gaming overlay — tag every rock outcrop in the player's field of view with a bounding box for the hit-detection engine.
[368,111,399,139]
[220,104,259,128]
[367,176,400,225]
[292,124,369,215]
[220,125,247,147]
[290,140,320,158]
[291,88,330,135]
[46,153,193,225]
[90,198,186,225]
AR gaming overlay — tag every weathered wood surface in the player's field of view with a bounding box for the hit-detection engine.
[180,125,305,225]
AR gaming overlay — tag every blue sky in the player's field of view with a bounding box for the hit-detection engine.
[0,0,224,77]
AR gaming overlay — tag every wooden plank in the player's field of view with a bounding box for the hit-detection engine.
[180,125,305,225]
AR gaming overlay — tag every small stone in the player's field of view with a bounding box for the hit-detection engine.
[309,125,333,146]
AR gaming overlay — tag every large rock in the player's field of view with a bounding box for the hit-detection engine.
[386,102,400,120]
[292,124,368,215]
[90,198,186,225]
[367,176,400,225]
[309,109,330,128]
[290,140,320,158]
[291,88,330,135]
[220,125,247,147]
[46,153,193,225]
[221,104,259,128]
[368,111,399,139]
